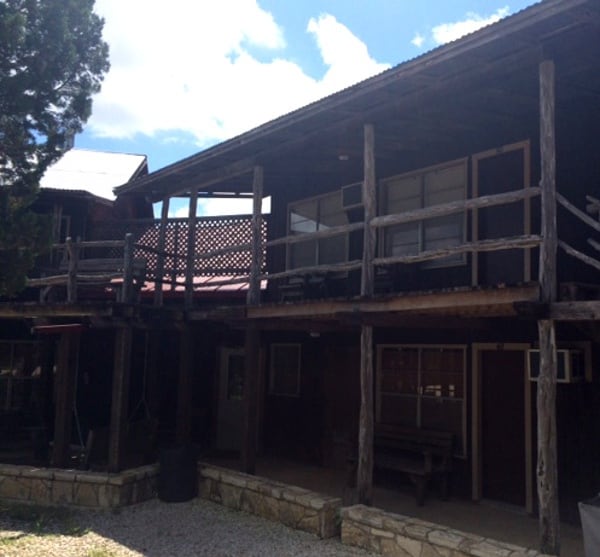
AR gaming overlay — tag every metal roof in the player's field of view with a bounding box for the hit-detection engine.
[40,149,148,200]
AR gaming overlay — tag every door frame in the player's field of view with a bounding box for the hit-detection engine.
[471,342,533,513]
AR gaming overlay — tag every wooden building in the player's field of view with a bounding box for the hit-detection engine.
[1,1,599,554]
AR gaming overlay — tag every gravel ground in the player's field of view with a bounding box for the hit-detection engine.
[0,498,375,557]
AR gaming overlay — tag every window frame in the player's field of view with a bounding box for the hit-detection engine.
[269,343,302,397]
[378,158,468,269]
[376,343,467,458]
[286,190,350,270]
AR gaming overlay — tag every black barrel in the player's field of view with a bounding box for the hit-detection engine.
[157,445,198,502]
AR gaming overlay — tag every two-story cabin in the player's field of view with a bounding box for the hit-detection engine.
[1,0,599,551]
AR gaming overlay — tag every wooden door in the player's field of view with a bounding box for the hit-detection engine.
[481,349,526,506]
[216,348,245,452]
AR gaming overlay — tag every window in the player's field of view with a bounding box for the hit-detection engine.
[288,191,348,269]
[376,344,466,456]
[380,160,467,268]
[269,344,301,396]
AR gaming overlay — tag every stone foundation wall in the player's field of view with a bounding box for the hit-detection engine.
[198,462,342,539]
[0,463,157,508]
[341,505,552,557]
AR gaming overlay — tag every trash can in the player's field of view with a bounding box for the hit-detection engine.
[579,495,600,557]
[157,445,198,502]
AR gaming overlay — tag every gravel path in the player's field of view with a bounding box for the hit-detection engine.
[0,498,375,557]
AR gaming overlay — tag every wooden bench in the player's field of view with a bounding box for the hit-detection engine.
[347,424,454,506]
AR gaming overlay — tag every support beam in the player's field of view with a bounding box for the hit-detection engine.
[51,331,80,467]
[537,59,560,556]
[247,166,264,306]
[185,189,198,309]
[154,198,170,307]
[176,327,193,444]
[357,325,374,505]
[241,324,260,474]
[361,123,376,297]
[108,326,132,472]
[357,123,376,505]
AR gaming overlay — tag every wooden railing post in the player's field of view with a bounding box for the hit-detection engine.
[357,123,376,506]
[122,233,134,303]
[154,198,170,306]
[66,237,78,303]
[185,189,198,309]
[537,58,560,556]
[247,165,264,306]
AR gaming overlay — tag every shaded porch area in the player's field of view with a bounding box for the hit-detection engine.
[204,454,584,556]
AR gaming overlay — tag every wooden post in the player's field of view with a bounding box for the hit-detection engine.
[185,189,198,309]
[108,326,132,472]
[537,59,560,556]
[357,123,376,505]
[247,166,264,306]
[122,233,134,303]
[154,198,170,306]
[176,327,193,444]
[66,237,78,303]
[361,124,376,298]
[241,324,260,474]
[51,331,79,467]
[146,330,161,419]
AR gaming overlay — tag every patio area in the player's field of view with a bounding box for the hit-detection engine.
[204,454,585,557]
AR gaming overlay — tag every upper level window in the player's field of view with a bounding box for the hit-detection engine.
[380,159,467,268]
[288,191,348,269]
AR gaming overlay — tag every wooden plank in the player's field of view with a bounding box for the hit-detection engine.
[176,327,193,444]
[260,260,362,282]
[357,325,374,505]
[154,198,170,306]
[371,187,540,229]
[361,123,376,297]
[185,189,199,309]
[248,166,264,305]
[373,235,541,266]
[53,240,126,249]
[537,59,560,557]
[550,301,600,321]
[108,327,133,473]
[241,325,260,474]
[51,331,79,467]
[66,237,77,303]
[266,222,364,248]
[559,240,600,272]
[557,193,600,234]
[122,233,134,303]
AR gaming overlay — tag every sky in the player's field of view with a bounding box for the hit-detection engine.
[75,0,538,217]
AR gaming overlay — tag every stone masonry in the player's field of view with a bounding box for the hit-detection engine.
[0,463,157,508]
[198,462,342,539]
[341,505,553,557]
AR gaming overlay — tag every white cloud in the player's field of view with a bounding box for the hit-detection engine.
[431,7,510,45]
[89,1,389,146]
[167,197,271,218]
[411,33,425,48]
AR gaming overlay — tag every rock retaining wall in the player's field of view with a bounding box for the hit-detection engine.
[341,505,552,557]
[0,463,157,508]
[198,462,342,539]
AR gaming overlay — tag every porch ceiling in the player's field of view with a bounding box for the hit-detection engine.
[116,0,600,203]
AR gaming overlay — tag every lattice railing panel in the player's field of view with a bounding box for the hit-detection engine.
[90,215,267,280]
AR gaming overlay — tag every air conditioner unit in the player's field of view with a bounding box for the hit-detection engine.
[527,349,584,383]
[341,182,363,210]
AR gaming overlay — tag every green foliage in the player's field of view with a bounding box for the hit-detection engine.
[0,0,110,295]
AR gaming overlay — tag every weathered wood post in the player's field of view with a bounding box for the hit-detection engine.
[66,237,78,303]
[154,197,170,307]
[108,326,133,472]
[357,123,376,505]
[242,165,263,474]
[51,329,80,467]
[537,59,560,556]
[122,233,134,303]
[184,189,198,309]
[176,326,193,445]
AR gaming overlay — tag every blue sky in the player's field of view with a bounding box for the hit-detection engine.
[76,0,538,216]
